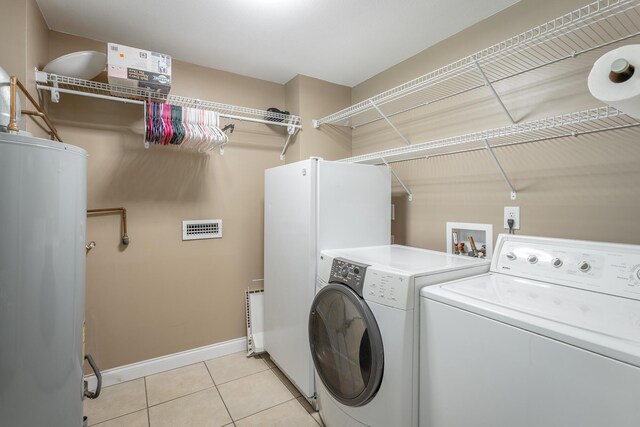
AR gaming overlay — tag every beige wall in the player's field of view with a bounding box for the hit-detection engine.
[13,0,640,371]
[1,0,26,82]
[1,0,48,136]
[351,0,640,250]
[391,196,409,245]
[45,31,351,372]
[25,0,49,137]
[284,76,302,162]
[284,74,351,162]
[46,31,287,370]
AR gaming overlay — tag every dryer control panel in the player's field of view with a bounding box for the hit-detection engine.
[493,234,640,301]
[329,258,369,297]
[362,267,413,310]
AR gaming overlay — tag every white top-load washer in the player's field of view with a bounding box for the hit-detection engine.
[310,245,490,427]
[420,234,640,427]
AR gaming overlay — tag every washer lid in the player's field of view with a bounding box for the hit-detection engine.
[423,274,640,367]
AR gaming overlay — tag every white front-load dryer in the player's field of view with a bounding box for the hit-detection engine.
[312,270,413,427]
[309,245,491,427]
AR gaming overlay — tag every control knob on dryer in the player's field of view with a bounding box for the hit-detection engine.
[506,252,517,261]
[551,258,563,268]
[341,265,349,278]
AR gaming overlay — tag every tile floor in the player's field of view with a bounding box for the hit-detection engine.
[84,352,324,427]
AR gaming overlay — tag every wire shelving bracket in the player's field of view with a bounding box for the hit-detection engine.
[473,59,516,125]
[35,71,302,152]
[483,139,517,200]
[280,116,299,160]
[314,0,640,129]
[381,157,413,201]
[371,100,411,146]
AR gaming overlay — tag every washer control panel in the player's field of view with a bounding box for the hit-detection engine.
[329,258,368,297]
[494,235,640,300]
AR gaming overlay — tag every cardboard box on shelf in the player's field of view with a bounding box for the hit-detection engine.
[107,43,171,95]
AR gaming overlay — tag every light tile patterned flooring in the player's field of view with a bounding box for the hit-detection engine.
[84,352,324,427]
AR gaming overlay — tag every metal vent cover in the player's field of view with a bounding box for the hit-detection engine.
[245,288,265,356]
[182,219,222,240]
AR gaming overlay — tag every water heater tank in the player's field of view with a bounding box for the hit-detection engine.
[0,132,87,427]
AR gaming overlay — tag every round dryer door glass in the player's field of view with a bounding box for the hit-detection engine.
[309,284,384,407]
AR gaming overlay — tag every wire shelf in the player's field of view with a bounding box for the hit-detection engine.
[315,0,640,128]
[36,73,301,129]
[339,106,640,164]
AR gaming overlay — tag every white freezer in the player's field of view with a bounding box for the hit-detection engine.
[263,158,391,399]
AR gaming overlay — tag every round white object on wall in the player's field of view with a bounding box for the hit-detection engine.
[43,51,106,80]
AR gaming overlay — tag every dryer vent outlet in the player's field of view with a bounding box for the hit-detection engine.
[182,219,222,241]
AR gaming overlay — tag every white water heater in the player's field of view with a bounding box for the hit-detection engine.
[0,132,88,426]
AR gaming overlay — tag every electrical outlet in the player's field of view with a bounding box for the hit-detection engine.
[504,206,520,230]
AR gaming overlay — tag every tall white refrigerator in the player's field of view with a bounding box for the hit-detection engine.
[264,158,391,402]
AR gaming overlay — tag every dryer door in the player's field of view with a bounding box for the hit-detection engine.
[309,284,384,407]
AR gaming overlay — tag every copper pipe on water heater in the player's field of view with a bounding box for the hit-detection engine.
[6,76,62,141]
[22,109,44,117]
[7,76,19,132]
[16,78,62,141]
[87,208,129,245]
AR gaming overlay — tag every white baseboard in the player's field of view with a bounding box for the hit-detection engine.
[85,337,246,390]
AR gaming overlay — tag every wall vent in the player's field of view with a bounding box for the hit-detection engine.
[245,288,265,356]
[182,219,222,241]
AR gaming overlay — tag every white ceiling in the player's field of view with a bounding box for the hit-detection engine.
[36,0,520,87]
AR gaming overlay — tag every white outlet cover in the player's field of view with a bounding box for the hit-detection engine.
[504,206,520,230]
